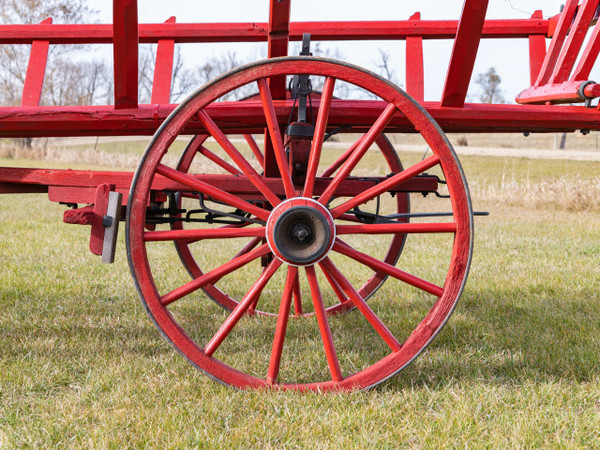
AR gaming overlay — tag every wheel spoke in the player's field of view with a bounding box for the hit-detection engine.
[292,272,303,316]
[197,110,281,206]
[335,213,368,224]
[320,258,401,352]
[234,236,262,259]
[144,226,265,242]
[303,76,336,197]
[204,258,282,357]
[320,263,348,304]
[198,145,241,175]
[306,265,343,382]
[156,164,270,221]
[267,266,298,384]
[178,135,209,171]
[330,155,440,219]
[319,103,397,206]
[333,238,444,297]
[257,78,295,198]
[244,134,265,169]
[161,244,270,306]
[337,222,457,235]
[321,137,362,178]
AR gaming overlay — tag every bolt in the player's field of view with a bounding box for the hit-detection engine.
[290,222,312,244]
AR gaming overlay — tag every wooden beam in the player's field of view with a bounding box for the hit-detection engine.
[528,11,546,86]
[151,16,176,104]
[550,0,599,84]
[441,0,489,107]
[406,12,424,102]
[113,0,139,109]
[535,0,578,86]
[21,18,51,107]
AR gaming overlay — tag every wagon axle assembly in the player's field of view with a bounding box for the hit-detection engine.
[1,0,599,390]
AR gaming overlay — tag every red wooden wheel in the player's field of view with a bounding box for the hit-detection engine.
[171,132,409,315]
[126,57,473,390]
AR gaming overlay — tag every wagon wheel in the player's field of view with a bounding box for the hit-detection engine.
[171,132,410,315]
[127,57,473,390]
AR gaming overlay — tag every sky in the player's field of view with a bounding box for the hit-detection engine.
[90,0,590,103]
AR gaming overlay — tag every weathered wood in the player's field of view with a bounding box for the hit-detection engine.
[2,100,600,136]
[528,11,546,86]
[0,166,438,204]
[113,0,139,109]
[406,12,424,102]
[441,0,489,107]
[21,18,51,107]
[151,16,176,105]
[0,20,549,45]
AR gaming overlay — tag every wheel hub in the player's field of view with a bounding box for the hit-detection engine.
[266,198,335,266]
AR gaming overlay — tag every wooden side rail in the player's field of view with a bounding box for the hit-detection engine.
[2,100,600,137]
[3,0,553,114]
[0,166,438,205]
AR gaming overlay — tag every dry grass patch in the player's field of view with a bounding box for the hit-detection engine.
[471,175,600,212]
[1,141,600,446]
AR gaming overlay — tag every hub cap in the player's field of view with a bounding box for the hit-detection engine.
[266,198,335,266]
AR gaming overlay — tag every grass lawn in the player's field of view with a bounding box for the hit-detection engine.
[1,138,599,447]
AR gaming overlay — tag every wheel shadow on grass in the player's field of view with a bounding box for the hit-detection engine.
[380,284,600,391]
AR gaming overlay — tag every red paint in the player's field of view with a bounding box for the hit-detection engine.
[406,12,424,102]
[535,0,579,87]
[125,58,472,389]
[266,266,297,384]
[528,11,546,86]
[550,0,598,84]
[63,205,94,225]
[113,0,139,108]
[151,16,176,105]
[319,103,397,206]
[441,0,489,107]
[21,18,51,107]
[0,19,549,45]
[303,77,335,197]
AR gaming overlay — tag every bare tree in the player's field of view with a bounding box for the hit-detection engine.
[374,49,397,83]
[0,0,106,107]
[475,67,505,104]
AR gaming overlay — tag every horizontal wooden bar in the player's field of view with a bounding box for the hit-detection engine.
[0,167,437,204]
[0,18,549,45]
[1,100,600,136]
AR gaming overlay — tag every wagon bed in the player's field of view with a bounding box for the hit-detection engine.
[1,0,598,390]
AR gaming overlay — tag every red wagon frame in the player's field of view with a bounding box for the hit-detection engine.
[1,0,599,390]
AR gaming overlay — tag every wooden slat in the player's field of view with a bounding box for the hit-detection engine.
[406,12,424,102]
[535,0,579,86]
[264,0,291,177]
[571,11,600,81]
[528,10,546,86]
[550,0,599,84]
[0,19,550,45]
[151,16,176,104]
[113,0,139,109]
[21,18,51,107]
[440,0,489,107]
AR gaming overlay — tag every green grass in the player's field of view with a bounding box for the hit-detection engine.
[1,141,600,447]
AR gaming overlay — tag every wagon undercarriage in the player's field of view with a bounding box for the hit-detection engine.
[1,0,599,390]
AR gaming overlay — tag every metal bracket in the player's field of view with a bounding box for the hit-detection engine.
[101,190,122,264]
[290,33,313,123]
